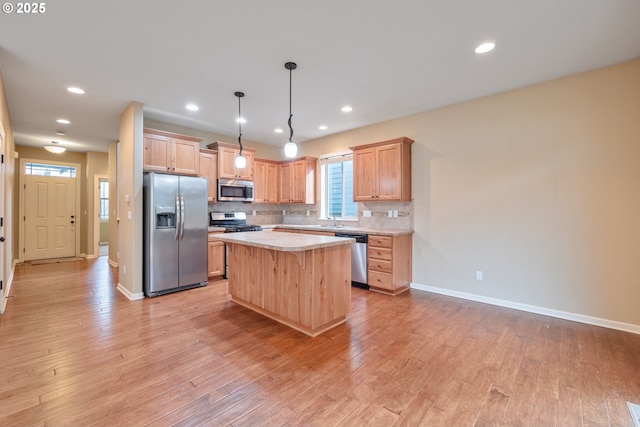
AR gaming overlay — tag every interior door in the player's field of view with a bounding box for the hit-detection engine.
[24,175,77,260]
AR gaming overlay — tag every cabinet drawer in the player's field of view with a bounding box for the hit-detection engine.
[368,270,393,290]
[368,235,392,248]
[368,246,392,261]
[369,258,392,273]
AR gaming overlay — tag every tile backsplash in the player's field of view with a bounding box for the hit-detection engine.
[208,201,413,230]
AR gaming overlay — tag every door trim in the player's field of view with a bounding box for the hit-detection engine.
[18,158,82,262]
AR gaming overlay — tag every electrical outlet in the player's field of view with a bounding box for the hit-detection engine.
[393,210,398,217]
[282,210,286,215]
[252,210,256,216]
[306,210,310,216]
[388,210,393,218]
[363,210,371,218]
[475,270,483,281]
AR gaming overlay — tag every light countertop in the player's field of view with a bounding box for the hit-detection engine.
[210,230,355,252]
[260,224,413,236]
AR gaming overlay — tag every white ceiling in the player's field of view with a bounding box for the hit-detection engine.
[1,0,639,153]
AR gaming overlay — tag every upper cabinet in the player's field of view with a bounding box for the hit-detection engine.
[254,159,279,203]
[350,137,414,202]
[279,157,316,204]
[207,141,255,180]
[198,149,217,203]
[143,128,201,175]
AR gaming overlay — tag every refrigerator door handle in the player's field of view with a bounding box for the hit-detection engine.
[175,193,181,241]
[179,193,186,240]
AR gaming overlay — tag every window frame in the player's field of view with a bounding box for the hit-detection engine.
[319,151,357,221]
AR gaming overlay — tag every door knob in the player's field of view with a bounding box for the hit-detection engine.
[0,237,5,242]
[70,221,75,224]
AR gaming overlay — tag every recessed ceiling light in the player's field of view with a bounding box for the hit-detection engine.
[474,42,495,54]
[185,104,199,111]
[235,117,246,124]
[274,128,284,133]
[56,130,66,136]
[67,86,85,95]
[341,106,353,113]
[56,119,70,124]
[318,125,328,130]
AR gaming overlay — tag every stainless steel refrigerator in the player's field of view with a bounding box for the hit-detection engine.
[144,172,208,297]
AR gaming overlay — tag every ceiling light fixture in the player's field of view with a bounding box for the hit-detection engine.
[475,42,495,54]
[318,125,328,130]
[44,141,66,154]
[234,91,247,169]
[185,103,199,111]
[274,128,284,133]
[341,105,353,113]
[67,86,85,95]
[283,61,298,158]
[56,118,70,124]
[55,130,66,136]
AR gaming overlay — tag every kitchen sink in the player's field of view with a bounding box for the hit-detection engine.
[320,224,345,228]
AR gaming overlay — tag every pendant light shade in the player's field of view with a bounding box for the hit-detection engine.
[234,91,246,169]
[44,141,66,154]
[284,61,297,158]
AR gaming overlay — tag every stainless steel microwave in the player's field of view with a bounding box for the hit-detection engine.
[217,178,254,202]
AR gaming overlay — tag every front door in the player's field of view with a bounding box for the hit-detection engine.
[24,174,77,260]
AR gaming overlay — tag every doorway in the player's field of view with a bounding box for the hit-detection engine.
[94,176,109,257]
[19,159,81,261]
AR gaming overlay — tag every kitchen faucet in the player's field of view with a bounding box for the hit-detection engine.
[330,215,338,227]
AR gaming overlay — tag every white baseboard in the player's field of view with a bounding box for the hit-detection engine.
[85,254,98,260]
[116,282,144,300]
[108,259,118,268]
[410,282,640,335]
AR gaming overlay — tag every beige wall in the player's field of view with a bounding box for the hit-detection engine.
[118,102,144,298]
[108,141,118,265]
[299,60,640,328]
[0,70,16,313]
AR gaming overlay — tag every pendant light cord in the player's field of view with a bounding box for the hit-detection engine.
[236,92,244,156]
[288,65,294,143]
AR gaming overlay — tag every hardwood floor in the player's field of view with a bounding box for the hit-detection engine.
[1,257,639,426]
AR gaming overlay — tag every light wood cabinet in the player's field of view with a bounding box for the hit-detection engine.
[143,128,201,175]
[253,159,279,203]
[278,157,316,204]
[199,149,217,203]
[207,234,225,278]
[207,141,255,180]
[367,233,412,295]
[350,137,413,201]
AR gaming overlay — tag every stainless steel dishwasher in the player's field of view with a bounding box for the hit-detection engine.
[335,232,368,289]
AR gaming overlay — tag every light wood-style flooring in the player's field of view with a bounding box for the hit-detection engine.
[1,257,639,426]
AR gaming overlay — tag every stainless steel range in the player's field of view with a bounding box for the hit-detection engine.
[210,212,262,277]
[209,212,262,232]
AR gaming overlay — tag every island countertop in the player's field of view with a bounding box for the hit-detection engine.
[210,230,355,251]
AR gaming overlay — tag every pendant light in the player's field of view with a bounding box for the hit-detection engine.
[283,61,298,158]
[234,91,246,169]
[44,141,66,154]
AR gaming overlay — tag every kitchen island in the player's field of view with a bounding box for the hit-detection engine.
[210,231,355,337]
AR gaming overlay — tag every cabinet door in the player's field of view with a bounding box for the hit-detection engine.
[278,162,293,202]
[207,240,225,277]
[290,160,306,203]
[376,143,403,200]
[171,138,200,175]
[217,146,238,178]
[199,151,217,202]
[143,134,170,172]
[237,150,254,180]
[253,160,267,203]
[265,161,279,203]
[352,147,378,201]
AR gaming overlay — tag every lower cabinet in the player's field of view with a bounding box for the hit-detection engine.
[367,233,412,295]
[208,236,225,278]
